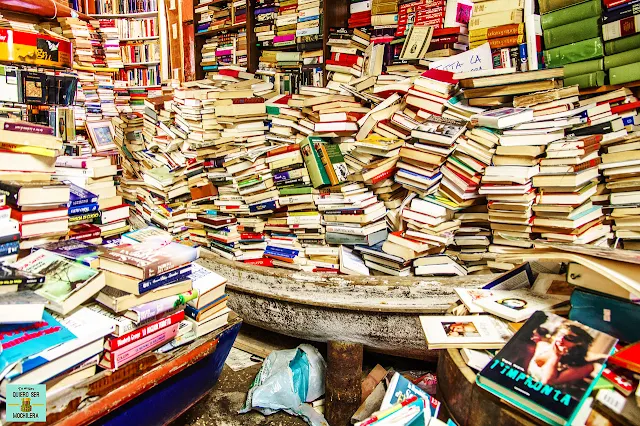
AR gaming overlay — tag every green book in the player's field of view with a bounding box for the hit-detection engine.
[539,0,589,14]
[323,144,349,184]
[300,136,331,188]
[540,0,601,30]
[563,71,605,88]
[543,37,604,68]
[605,33,640,55]
[604,47,640,70]
[279,186,313,196]
[543,17,601,50]
[563,58,603,78]
[609,61,640,85]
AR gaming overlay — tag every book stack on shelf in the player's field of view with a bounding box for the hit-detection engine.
[541,0,604,87]
[349,0,372,29]
[115,17,157,40]
[196,0,231,33]
[96,19,124,69]
[234,0,248,25]
[92,0,158,14]
[254,0,278,47]
[120,41,161,66]
[57,17,106,68]
[600,0,640,86]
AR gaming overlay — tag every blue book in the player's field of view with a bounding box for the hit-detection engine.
[0,241,19,257]
[0,311,76,375]
[65,182,98,207]
[603,0,640,22]
[138,264,193,294]
[298,15,319,22]
[380,372,441,418]
[249,200,277,213]
[36,239,100,267]
[622,114,638,127]
[264,246,299,258]
[68,202,100,216]
[184,294,227,320]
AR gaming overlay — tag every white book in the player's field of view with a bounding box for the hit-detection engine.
[419,315,513,350]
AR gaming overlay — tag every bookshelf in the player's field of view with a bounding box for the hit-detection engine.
[192,0,348,85]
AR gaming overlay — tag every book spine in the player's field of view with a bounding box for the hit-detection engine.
[110,323,179,369]
[471,35,525,49]
[602,1,640,22]
[604,46,640,69]
[243,258,274,267]
[609,60,640,84]
[138,265,192,294]
[145,250,198,279]
[68,203,100,216]
[605,32,640,54]
[315,143,340,186]
[469,23,524,42]
[541,0,602,29]
[542,16,601,50]
[0,241,19,257]
[563,58,604,78]
[603,14,640,41]
[325,232,366,245]
[0,232,20,245]
[472,0,524,16]
[106,311,184,351]
[69,212,100,223]
[543,37,604,68]
[300,138,331,188]
[468,10,523,30]
[563,70,606,88]
[539,0,588,14]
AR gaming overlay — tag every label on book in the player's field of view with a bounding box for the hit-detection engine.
[108,323,179,369]
[4,121,54,135]
[106,311,185,352]
[138,264,193,294]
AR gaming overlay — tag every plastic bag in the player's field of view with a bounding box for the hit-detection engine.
[240,344,328,426]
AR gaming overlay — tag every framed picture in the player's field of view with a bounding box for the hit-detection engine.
[86,120,116,152]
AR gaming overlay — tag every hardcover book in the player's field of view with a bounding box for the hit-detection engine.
[477,312,618,426]
[65,181,98,207]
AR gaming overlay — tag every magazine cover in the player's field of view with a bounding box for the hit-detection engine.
[477,311,618,425]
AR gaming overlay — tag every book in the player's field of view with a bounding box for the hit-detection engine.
[300,136,331,188]
[0,181,70,207]
[472,108,534,129]
[543,17,601,50]
[603,14,640,41]
[539,0,590,14]
[96,282,194,313]
[103,264,193,295]
[543,37,604,68]
[104,310,185,352]
[419,315,513,349]
[0,311,75,377]
[11,249,105,315]
[541,0,602,30]
[473,289,568,322]
[65,181,98,207]
[98,242,199,280]
[477,312,618,426]
[0,291,46,324]
[609,342,640,374]
[379,371,441,417]
[100,323,180,370]
[38,239,101,268]
[0,264,45,286]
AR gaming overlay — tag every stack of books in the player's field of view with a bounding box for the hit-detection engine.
[602,1,640,86]
[96,19,124,69]
[326,29,370,86]
[196,0,231,33]
[296,0,320,43]
[255,0,278,47]
[57,17,106,68]
[94,241,199,369]
[0,199,19,264]
[349,0,371,29]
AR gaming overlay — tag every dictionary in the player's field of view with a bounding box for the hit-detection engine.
[477,311,617,426]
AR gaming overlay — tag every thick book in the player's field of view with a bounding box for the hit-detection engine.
[101,323,180,370]
[0,180,69,207]
[103,264,192,295]
[605,32,640,55]
[187,263,227,309]
[609,61,640,85]
[543,16,600,50]
[12,249,105,315]
[184,295,228,321]
[541,0,601,30]
[563,58,604,78]
[604,46,640,69]
[96,282,194,313]
[0,291,46,324]
[603,14,640,41]
[564,71,606,88]
[543,37,604,68]
[477,312,617,426]
[99,242,199,280]
[539,0,590,14]
[0,311,75,376]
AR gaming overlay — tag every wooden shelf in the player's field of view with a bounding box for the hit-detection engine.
[123,61,161,67]
[119,36,160,42]
[195,23,247,37]
[91,11,158,18]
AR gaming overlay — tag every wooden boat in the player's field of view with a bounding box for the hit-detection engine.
[198,253,498,360]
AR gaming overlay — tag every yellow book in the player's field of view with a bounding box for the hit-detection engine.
[0,143,57,157]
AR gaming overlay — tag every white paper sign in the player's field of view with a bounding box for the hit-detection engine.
[429,43,493,74]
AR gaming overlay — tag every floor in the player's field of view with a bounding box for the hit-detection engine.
[169,325,434,426]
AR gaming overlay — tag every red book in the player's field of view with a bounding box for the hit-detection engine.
[350,10,371,19]
[611,100,640,114]
[105,311,185,352]
[243,258,274,267]
[11,207,67,223]
[420,68,458,84]
[330,52,362,66]
[68,223,102,240]
[367,167,396,185]
[240,232,264,240]
[605,0,633,8]
[218,68,240,78]
[609,342,640,374]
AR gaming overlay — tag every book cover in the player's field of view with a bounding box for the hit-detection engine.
[37,239,101,268]
[420,315,513,349]
[473,289,568,322]
[12,249,101,306]
[609,342,640,374]
[105,310,184,352]
[65,181,98,207]
[99,242,199,279]
[0,311,75,375]
[103,323,180,370]
[0,264,45,286]
[121,226,173,244]
[477,312,618,426]
[300,136,331,188]
[380,371,441,418]
[184,295,228,321]
[187,263,227,307]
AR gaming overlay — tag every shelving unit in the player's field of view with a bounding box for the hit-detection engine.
[91,11,158,18]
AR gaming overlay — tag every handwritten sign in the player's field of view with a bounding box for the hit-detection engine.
[429,43,493,74]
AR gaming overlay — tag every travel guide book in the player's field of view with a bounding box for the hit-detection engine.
[477,311,618,426]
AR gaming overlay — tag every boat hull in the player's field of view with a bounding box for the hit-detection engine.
[198,254,498,360]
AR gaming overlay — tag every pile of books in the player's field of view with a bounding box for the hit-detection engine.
[96,19,124,69]
[196,0,231,33]
[57,18,106,68]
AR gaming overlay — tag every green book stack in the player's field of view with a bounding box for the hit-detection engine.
[543,16,600,50]
[543,37,604,68]
[563,58,604,78]
[605,33,640,56]
[540,0,601,30]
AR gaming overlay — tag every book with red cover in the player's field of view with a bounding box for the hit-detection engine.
[101,323,180,370]
[243,257,274,267]
[104,310,185,352]
[609,342,640,374]
[11,207,68,222]
[68,223,102,240]
[611,100,640,114]
[330,52,363,66]
[420,69,458,84]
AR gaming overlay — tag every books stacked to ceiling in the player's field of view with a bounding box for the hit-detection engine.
[196,0,231,33]
[468,0,527,70]
[96,19,124,69]
[602,1,640,86]
[233,0,248,25]
[53,156,127,240]
[326,29,370,91]
[349,0,372,29]
[57,18,105,68]
[296,0,321,44]
[540,0,604,87]
[93,240,205,370]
